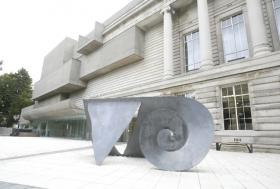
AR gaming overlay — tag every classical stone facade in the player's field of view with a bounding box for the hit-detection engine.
[22,0,280,151]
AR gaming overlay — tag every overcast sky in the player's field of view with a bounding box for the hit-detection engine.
[0,0,132,83]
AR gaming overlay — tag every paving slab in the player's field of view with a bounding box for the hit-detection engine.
[0,137,92,160]
[0,181,45,189]
[0,137,280,189]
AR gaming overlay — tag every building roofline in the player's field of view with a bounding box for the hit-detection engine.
[103,0,145,26]
[103,0,160,34]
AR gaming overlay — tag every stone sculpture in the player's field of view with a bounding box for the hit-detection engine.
[84,97,213,171]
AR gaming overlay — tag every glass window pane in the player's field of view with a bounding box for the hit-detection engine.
[237,107,244,118]
[224,119,230,130]
[243,95,250,106]
[193,31,199,39]
[244,107,251,118]
[222,98,229,108]
[185,32,200,71]
[239,23,249,51]
[223,109,230,119]
[222,27,236,56]
[229,108,236,119]
[231,119,237,130]
[229,97,235,107]
[234,24,243,51]
[222,18,231,28]
[235,85,242,95]
[188,41,194,61]
[239,118,245,130]
[232,15,239,24]
[234,19,248,53]
[193,38,200,67]
[187,34,192,41]
[228,87,233,95]
[221,20,227,28]
[241,84,248,94]
[236,96,243,107]
[222,88,228,96]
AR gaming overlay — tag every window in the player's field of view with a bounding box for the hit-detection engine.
[273,0,280,37]
[222,84,252,130]
[184,31,200,71]
[221,14,249,62]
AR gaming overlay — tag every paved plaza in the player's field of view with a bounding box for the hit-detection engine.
[0,137,280,189]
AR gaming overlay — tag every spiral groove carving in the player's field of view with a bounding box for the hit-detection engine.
[138,98,213,171]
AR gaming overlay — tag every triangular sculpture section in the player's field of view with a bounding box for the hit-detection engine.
[85,100,141,165]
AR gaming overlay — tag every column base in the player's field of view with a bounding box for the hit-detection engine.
[163,74,173,80]
[201,59,214,70]
[253,44,272,57]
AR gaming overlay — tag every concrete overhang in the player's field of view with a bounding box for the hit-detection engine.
[80,26,145,81]
[21,99,84,121]
[33,59,86,100]
[77,35,103,55]
[77,22,104,55]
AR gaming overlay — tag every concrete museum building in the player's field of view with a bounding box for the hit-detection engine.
[22,0,280,151]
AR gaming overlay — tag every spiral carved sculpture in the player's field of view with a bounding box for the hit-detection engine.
[84,97,214,171]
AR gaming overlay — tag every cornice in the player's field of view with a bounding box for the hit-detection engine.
[104,0,161,34]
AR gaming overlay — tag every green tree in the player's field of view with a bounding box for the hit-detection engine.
[0,68,33,127]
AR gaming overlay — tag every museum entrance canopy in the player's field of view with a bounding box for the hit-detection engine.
[21,99,84,121]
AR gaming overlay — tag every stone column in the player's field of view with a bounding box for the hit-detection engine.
[162,6,174,79]
[197,0,213,69]
[246,0,271,56]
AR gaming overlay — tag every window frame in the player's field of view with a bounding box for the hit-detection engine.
[215,5,252,64]
[220,14,249,62]
[179,24,199,74]
[184,30,201,72]
[221,83,253,131]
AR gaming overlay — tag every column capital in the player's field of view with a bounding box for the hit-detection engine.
[160,5,175,15]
